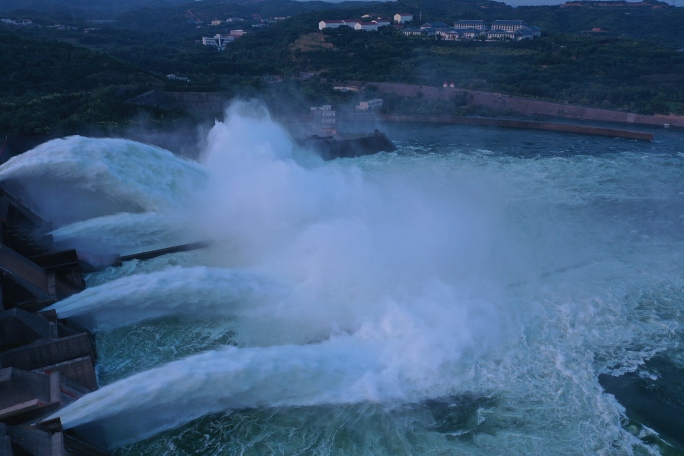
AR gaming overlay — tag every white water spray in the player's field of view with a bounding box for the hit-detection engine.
[0,136,206,227]
[36,102,684,453]
[47,266,284,332]
[46,103,521,445]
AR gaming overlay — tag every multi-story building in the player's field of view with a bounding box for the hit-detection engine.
[437,29,461,41]
[201,34,234,50]
[402,27,426,37]
[356,99,383,111]
[319,19,361,30]
[486,29,517,40]
[394,13,413,23]
[311,105,337,136]
[420,22,450,30]
[320,19,388,31]
[454,20,486,30]
[490,20,525,32]
[355,22,379,31]
[486,27,538,41]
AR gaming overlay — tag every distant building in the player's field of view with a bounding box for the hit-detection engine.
[333,86,359,92]
[403,18,539,41]
[454,20,486,30]
[356,99,383,112]
[394,13,413,23]
[516,27,535,40]
[491,20,525,32]
[230,29,247,37]
[423,27,438,38]
[458,28,482,39]
[201,34,234,50]
[319,20,344,30]
[486,22,540,40]
[437,28,461,41]
[211,20,222,26]
[320,18,387,31]
[486,29,517,40]
[311,105,336,135]
[420,22,449,30]
[319,19,361,30]
[166,74,190,82]
[403,27,427,37]
[355,22,379,31]
[342,19,362,28]
[1,18,33,26]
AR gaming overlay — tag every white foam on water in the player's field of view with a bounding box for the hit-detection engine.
[37,105,684,453]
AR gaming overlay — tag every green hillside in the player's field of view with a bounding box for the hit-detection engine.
[2,0,684,140]
[0,25,163,136]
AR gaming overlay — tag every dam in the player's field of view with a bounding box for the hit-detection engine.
[0,109,682,454]
[0,187,205,455]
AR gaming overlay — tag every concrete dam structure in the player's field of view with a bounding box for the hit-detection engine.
[0,188,205,455]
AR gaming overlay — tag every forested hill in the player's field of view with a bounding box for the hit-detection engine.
[392,0,684,47]
[0,0,190,20]
[0,0,379,21]
[2,0,684,141]
[0,26,163,136]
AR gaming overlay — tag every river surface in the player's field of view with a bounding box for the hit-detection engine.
[1,105,682,455]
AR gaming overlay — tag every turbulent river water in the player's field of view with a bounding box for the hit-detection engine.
[1,104,682,455]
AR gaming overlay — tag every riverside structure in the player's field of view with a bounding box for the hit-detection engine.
[0,188,207,455]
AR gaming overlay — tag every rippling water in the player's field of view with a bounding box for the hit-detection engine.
[2,104,682,455]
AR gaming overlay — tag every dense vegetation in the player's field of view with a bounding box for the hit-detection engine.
[2,0,684,142]
[0,26,165,136]
[313,27,684,114]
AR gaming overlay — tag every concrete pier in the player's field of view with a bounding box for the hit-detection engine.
[0,190,102,455]
[0,186,209,454]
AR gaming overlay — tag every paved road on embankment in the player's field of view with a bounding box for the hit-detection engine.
[346,81,684,129]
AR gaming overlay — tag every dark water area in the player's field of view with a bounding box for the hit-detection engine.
[600,354,684,454]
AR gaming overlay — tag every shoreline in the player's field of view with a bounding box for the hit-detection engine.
[376,114,654,141]
[349,81,684,130]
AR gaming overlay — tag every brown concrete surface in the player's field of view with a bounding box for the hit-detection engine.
[356,81,684,129]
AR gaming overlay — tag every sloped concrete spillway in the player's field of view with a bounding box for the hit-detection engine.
[0,188,206,455]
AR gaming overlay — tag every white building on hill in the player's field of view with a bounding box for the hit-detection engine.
[319,19,361,30]
[355,22,378,31]
[201,33,234,50]
[454,20,486,30]
[491,20,525,32]
[394,13,413,23]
